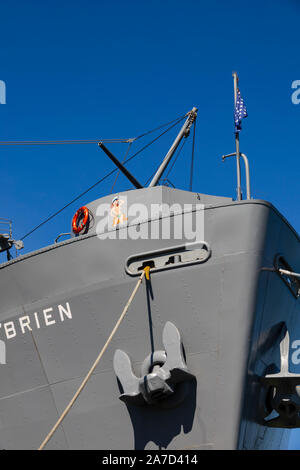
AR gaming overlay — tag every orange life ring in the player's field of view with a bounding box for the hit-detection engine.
[72,206,89,234]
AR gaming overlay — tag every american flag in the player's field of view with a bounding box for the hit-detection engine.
[234,89,248,133]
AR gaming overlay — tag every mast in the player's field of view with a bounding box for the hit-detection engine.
[148,107,197,187]
[233,72,242,201]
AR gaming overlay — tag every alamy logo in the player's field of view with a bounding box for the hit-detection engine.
[96,196,205,241]
[291,80,300,105]
[0,339,6,364]
[0,80,6,104]
[291,340,300,364]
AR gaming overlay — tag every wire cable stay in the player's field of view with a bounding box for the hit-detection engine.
[20,114,187,241]
[165,139,186,179]
[0,139,131,146]
[134,113,187,141]
[144,138,186,187]
[189,117,196,192]
[0,112,187,147]
[158,140,187,188]
[109,141,133,194]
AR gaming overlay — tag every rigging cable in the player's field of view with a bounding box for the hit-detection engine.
[143,135,186,187]
[20,114,186,241]
[134,113,187,141]
[0,113,186,147]
[164,138,186,180]
[189,118,196,192]
[0,138,131,145]
[109,141,133,194]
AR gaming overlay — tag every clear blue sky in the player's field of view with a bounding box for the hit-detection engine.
[0,0,300,449]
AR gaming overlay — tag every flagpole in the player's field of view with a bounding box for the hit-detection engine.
[233,71,242,201]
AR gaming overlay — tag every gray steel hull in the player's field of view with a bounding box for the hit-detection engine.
[0,188,299,450]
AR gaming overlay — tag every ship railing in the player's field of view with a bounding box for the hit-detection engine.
[0,218,13,239]
[221,152,251,200]
[54,232,72,243]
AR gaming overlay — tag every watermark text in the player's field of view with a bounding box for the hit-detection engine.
[0,80,6,104]
[291,80,300,105]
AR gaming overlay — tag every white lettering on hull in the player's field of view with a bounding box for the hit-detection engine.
[0,302,73,341]
[0,339,6,364]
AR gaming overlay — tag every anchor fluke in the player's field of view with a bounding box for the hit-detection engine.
[113,321,195,407]
[113,349,145,406]
[261,329,300,428]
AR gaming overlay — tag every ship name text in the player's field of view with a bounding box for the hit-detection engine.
[0,301,72,341]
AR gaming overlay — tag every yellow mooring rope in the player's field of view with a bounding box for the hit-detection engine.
[38,267,149,450]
